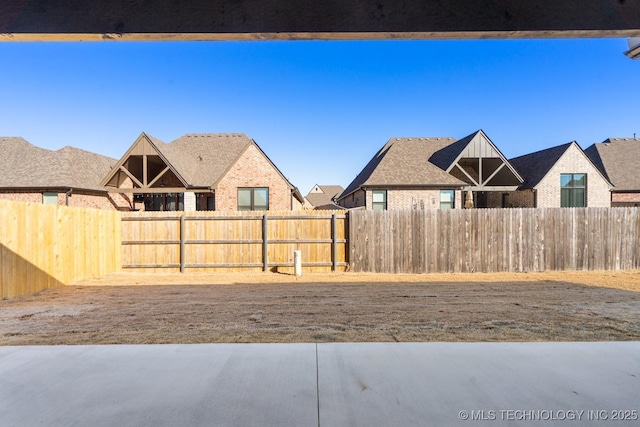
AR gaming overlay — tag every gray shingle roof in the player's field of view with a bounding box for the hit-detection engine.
[509,142,574,189]
[0,137,116,192]
[105,133,302,201]
[429,132,477,171]
[339,137,466,199]
[0,137,49,172]
[305,185,344,207]
[162,133,252,186]
[585,138,640,191]
[430,130,524,185]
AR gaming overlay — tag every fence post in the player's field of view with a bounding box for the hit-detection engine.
[332,213,337,272]
[180,215,185,273]
[263,214,268,272]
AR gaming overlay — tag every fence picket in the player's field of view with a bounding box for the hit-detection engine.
[120,210,349,273]
[348,208,640,274]
[0,200,121,299]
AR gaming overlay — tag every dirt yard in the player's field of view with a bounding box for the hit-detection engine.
[1,271,639,345]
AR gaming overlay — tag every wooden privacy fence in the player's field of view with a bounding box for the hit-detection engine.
[0,200,121,299]
[349,208,640,273]
[3,203,640,298]
[121,210,348,272]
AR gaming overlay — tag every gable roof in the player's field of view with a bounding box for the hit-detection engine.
[0,137,116,192]
[430,130,524,183]
[509,142,574,189]
[339,137,466,199]
[510,141,611,189]
[162,133,253,187]
[585,138,640,191]
[305,185,344,207]
[102,132,303,202]
[429,132,477,171]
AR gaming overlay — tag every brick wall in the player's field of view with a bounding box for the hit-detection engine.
[485,190,535,208]
[0,192,42,204]
[535,144,610,208]
[361,188,462,210]
[508,190,535,208]
[215,144,294,211]
[612,192,640,207]
[485,192,506,208]
[338,189,366,209]
[69,192,133,211]
[291,195,303,211]
[0,190,132,210]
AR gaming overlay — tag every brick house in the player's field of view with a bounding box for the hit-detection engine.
[509,141,612,208]
[0,137,132,210]
[102,132,304,211]
[336,130,523,209]
[585,138,640,207]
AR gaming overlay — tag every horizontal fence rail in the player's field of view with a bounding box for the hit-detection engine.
[121,210,348,273]
[4,202,640,299]
[348,208,640,274]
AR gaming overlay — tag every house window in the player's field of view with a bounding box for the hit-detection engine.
[372,190,387,210]
[196,194,214,211]
[145,193,185,211]
[560,174,587,207]
[238,187,269,211]
[42,192,58,205]
[166,193,177,211]
[440,190,455,209]
[206,196,215,211]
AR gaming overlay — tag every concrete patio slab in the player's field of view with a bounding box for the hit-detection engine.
[317,342,640,427]
[1,342,639,427]
[0,344,318,427]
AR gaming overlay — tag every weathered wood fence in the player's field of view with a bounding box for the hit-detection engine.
[3,203,640,299]
[349,208,640,273]
[121,210,348,272]
[0,200,121,299]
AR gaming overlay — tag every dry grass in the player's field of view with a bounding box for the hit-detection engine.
[1,270,639,345]
[75,269,640,291]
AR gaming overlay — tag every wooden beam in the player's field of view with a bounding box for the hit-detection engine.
[482,162,506,186]
[142,154,148,186]
[454,164,479,187]
[105,187,212,194]
[118,166,143,188]
[626,38,640,59]
[465,185,520,192]
[147,165,171,188]
[1,1,639,41]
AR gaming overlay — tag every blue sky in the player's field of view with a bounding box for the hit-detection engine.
[0,39,637,194]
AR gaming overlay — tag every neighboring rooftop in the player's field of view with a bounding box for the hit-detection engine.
[509,142,575,189]
[0,137,116,192]
[339,137,465,198]
[159,133,252,187]
[102,132,303,202]
[305,185,344,208]
[585,138,640,191]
